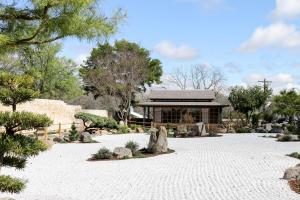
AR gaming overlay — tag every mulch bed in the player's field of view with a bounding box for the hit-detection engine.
[87,148,175,162]
[288,179,300,194]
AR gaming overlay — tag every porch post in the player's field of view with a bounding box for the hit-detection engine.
[147,106,150,119]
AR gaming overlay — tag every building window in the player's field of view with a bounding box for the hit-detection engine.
[209,108,219,123]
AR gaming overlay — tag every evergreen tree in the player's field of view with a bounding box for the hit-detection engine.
[0,73,52,193]
[69,122,79,142]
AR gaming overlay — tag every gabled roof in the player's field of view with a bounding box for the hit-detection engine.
[149,90,215,100]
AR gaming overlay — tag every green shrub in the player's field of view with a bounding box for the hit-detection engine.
[287,152,300,160]
[0,175,26,193]
[69,122,79,141]
[278,135,292,142]
[235,127,252,133]
[125,141,139,154]
[133,151,145,158]
[75,112,118,130]
[130,124,141,131]
[262,112,274,123]
[117,125,130,134]
[286,123,296,134]
[92,147,113,160]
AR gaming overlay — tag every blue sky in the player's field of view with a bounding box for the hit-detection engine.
[60,0,300,92]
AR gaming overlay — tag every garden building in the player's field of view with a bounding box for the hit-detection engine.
[138,90,228,127]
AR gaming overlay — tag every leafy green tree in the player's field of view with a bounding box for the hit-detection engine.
[0,0,125,51]
[0,44,83,101]
[80,40,163,124]
[228,85,271,125]
[273,90,300,119]
[0,72,52,193]
[0,72,39,111]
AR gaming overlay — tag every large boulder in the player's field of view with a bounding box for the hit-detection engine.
[283,164,300,180]
[113,147,133,159]
[80,132,92,143]
[148,126,168,153]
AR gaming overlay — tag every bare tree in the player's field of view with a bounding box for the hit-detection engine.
[169,68,189,90]
[169,64,225,94]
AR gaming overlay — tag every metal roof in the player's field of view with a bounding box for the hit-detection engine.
[139,101,228,107]
[149,90,215,100]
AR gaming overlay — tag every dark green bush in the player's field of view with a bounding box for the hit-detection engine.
[287,152,300,160]
[286,123,296,133]
[235,127,252,133]
[92,147,113,160]
[129,124,141,131]
[75,112,119,130]
[278,135,292,142]
[117,125,130,134]
[133,151,145,158]
[125,141,139,154]
[262,111,274,123]
[0,175,26,193]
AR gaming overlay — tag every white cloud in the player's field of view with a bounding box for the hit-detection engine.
[239,23,300,52]
[155,41,198,60]
[272,0,300,19]
[244,73,298,93]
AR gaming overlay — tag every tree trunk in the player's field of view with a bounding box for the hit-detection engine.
[12,104,16,112]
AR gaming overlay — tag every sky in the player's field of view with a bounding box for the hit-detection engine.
[60,0,300,93]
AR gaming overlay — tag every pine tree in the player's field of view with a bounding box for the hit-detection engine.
[69,122,79,142]
[0,72,52,193]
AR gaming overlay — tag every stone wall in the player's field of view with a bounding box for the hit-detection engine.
[0,99,108,132]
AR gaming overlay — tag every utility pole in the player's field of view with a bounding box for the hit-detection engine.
[258,78,272,111]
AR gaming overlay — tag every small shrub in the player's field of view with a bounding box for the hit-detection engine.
[0,175,26,193]
[235,127,252,133]
[92,147,113,160]
[69,122,79,141]
[262,112,274,123]
[287,123,296,134]
[287,152,300,160]
[278,135,292,142]
[125,141,139,154]
[130,124,141,131]
[133,151,145,158]
[117,125,130,134]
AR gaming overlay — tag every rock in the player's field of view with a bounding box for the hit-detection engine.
[265,123,272,132]
[113,147,132,159]
[100,129,110,135]
[283,166,300,180]
[269,127,283,134]
[148,126,168,153]
[53,137,63,143]
[80,132,92,143]
[137,127,144,133]
[290,135,299,141]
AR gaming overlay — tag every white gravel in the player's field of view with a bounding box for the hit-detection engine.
[1,134,300,200]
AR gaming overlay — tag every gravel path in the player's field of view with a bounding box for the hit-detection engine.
[1,134,300,200]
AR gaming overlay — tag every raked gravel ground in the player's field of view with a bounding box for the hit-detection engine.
[1,134,300,200]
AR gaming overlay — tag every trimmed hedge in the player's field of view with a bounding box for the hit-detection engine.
[75,112,118,130]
